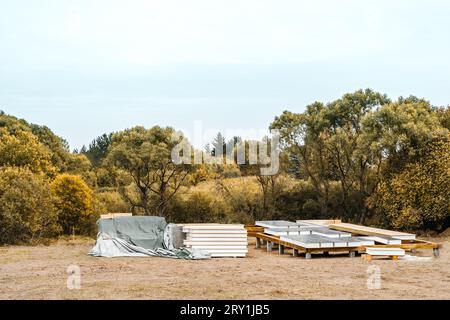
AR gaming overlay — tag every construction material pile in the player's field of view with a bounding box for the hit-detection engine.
[182,224,248,257]
[255,220,418,249]
[89,216,210,259]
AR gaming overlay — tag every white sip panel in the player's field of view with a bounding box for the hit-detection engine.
[182,224,248,258]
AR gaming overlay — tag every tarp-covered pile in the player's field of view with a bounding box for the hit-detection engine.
[89,216,210,260]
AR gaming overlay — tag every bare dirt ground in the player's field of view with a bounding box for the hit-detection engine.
[1,237,449,300]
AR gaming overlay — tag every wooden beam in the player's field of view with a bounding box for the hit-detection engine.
[297,219,342,226]
[330,223,415,239]
[100,213,132,220]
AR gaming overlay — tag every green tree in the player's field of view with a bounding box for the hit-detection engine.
[436,106,450,131]
[370,138,450,231]
[360,96,447,176]
[0,167,60,244]
[106,126,192,216]
[271,89,390,221]
[83,133,113,167]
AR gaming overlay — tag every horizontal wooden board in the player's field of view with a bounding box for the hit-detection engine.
[245,225,265,232]
[330,223,416,240]
[297,219,342,226]
[100,213,132,220]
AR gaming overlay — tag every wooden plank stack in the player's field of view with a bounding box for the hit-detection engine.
[182,224,248,258]
[329,223,416,240]
[100,213,133,220]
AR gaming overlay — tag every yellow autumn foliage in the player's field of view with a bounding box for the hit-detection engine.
[50,174,94,234]
[0,128,55,174]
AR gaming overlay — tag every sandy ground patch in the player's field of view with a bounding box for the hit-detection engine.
[0,237,449,300]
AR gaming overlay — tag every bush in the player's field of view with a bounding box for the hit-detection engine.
[371,139,450,231]
[0,167,60,244]
[51,174,94,235]
[169,192,220,223]
[95,190,130,214]
[0,128,55,174]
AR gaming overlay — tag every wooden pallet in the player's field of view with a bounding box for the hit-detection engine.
[252,231,442,259]
[254,233,359,259]
[245,225,264,238]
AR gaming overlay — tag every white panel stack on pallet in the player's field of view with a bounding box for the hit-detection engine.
[256,220,324,236]
[182,224,248,258]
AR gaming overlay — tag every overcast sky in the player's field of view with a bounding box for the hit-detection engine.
[1,0,450,149]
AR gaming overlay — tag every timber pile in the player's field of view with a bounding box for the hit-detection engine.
[245,225,264,237]
[252,220,440,258]
[329,223,416,240]
[100,213,132,220]
[182,224,248,258]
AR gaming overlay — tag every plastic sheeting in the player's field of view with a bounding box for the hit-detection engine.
[88,216,210,260]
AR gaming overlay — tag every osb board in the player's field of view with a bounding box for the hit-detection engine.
[329,223,415,238]
[297,220,342,226]
[100,213,132,219]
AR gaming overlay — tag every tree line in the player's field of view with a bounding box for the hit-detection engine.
[0,89,449,244]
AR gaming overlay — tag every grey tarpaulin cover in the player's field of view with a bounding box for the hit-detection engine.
[88,216,210,260]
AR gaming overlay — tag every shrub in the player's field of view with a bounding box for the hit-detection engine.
[95,190,130,214]
[0,128,54,174]
[0,167,60,244]
[51,174,94,235]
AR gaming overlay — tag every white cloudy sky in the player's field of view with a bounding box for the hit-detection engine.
[1,0,450,148]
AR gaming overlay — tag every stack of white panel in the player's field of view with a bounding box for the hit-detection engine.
[182,224,248,258]
[256,220,323,236]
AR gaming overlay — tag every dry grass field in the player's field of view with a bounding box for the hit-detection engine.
[1,237,449,300]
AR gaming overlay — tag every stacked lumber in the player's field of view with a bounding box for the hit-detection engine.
[245,225,264,237]
[296,219,342,226]
[329,223,416,240]
[100,213,132,220]
[182,224,248,258]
